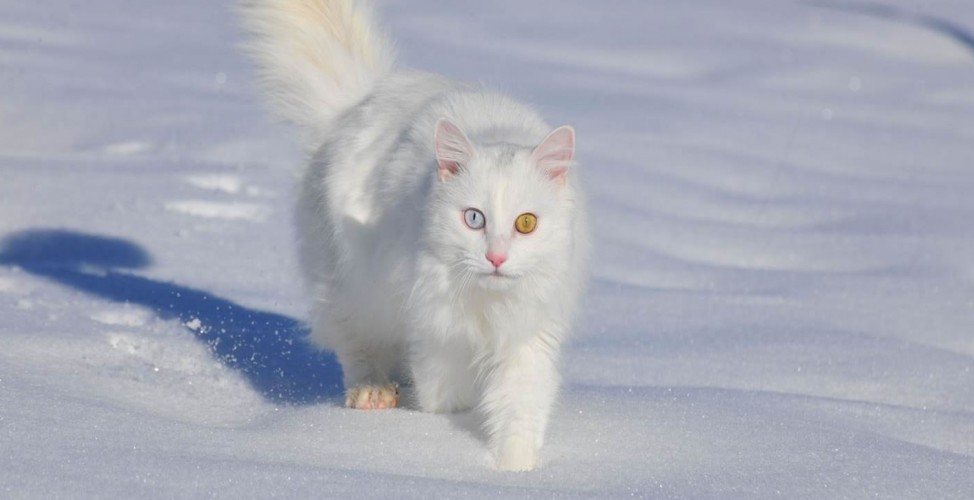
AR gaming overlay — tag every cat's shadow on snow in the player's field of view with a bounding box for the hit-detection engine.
[0,229,343,405]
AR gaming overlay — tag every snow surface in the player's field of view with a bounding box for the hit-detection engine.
[2,0,973,497]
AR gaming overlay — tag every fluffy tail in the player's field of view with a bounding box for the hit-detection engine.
[239,0,395,149]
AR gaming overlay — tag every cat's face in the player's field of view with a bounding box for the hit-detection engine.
[427,120,576,292]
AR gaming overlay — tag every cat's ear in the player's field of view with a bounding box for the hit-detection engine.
[434,118,474,182]
[531,125,575,184]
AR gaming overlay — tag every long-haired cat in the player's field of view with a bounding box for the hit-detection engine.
[240,0,588,471]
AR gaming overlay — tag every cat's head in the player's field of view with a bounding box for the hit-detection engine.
[426,118,577,293]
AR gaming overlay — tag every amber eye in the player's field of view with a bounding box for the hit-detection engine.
[514,213,537,234]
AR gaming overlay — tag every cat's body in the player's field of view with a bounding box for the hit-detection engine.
[241,0,588,471]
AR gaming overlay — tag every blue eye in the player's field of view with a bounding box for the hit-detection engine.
[463,208,485,230]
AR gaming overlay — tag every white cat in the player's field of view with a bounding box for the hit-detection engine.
[240,0,588,471]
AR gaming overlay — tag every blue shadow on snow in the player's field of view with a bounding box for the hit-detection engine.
[806,0,974,57]
[0,229,342,405]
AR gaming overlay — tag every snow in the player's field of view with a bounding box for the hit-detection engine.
[2,0,973,497]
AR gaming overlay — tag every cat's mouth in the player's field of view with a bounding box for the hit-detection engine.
[487,269,513,279]
[479,269,515,284]
[477,271,516,290]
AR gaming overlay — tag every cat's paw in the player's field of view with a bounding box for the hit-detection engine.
[494,437,540,472]
[345,383,400,410]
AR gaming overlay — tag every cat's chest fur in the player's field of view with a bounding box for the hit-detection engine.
[407,252,566,349]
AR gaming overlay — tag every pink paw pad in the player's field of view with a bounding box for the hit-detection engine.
[345,384,400,410]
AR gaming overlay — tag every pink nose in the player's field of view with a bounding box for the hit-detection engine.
[486,252,507,268]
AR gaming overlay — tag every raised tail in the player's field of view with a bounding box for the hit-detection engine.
[239,0,395,150]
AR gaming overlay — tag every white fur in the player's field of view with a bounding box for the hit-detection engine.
[240,0,589,471]
[239,0,395,149]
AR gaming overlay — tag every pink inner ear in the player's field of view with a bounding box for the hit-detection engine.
[434,118,474,182]
[531,125,575,183]
[438,159,461,178]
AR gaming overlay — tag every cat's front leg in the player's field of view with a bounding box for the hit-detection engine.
[409,337,478,413]
[480,336,560,472]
